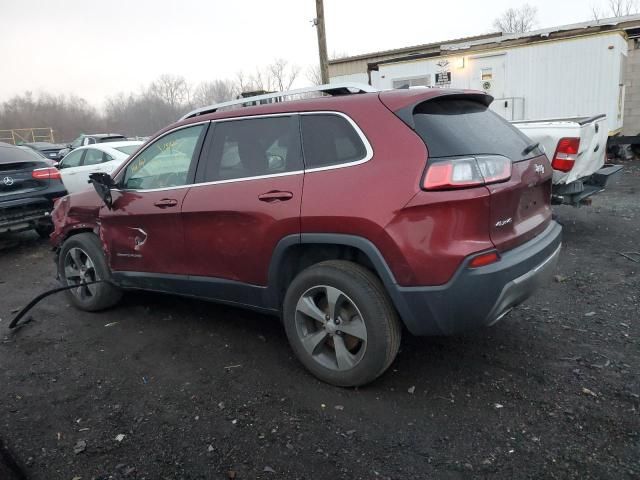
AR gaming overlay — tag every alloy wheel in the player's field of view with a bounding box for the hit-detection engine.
[294,285,368,371]
[63,247,99,300]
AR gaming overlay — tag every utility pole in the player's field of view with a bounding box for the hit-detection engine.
[314,0,329,84]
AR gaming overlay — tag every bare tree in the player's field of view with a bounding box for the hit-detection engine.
[0,92,103,142]
[236,59,301,94]
[149,74,190,110]
[594,0,639,18]
[306,64,323,86]
[193,80,237,106]
[493,4,539,33]
[268,58,301,91]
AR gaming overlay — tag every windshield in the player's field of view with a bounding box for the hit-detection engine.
[114,145,140,155]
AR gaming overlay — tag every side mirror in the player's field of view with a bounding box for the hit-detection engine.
[66,144,72,149]
[89,172,117,210]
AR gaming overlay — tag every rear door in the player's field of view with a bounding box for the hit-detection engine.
[411,96,553,253]
[182,114,304,286]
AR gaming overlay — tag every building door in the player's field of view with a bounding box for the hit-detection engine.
[470,54,512,119]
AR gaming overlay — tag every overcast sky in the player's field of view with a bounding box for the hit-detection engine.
[0,0,608,107]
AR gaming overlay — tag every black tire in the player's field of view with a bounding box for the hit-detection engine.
[35,223,53,239]
[58,233,122,312]
[282,260,401,387]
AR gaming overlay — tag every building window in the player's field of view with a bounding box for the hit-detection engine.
[481,68,493,81]
[392,75,431,89]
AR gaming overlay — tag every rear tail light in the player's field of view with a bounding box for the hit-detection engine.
[551,138,580,173]
[422,156,511,191]
[32,167,61,180]
[468,250,500,268]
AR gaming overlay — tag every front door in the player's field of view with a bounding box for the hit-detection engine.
[99,123,207,275]
[181,115,304,286]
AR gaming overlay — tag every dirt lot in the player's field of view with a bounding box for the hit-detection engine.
[1,165,639,480]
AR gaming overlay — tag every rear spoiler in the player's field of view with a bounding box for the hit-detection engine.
[379,90,494,130]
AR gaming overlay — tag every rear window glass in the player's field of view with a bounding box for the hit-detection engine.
[301,114,367,168]
[115,145,139,155]
[0,144,41,164]
[412,98,541,161]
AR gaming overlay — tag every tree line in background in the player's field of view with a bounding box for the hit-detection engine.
[2,0,637,141]
[494,0,638,34]
[0,59,307,142]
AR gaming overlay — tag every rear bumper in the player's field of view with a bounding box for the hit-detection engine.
[391,221,562,336]
[0,188,66,233]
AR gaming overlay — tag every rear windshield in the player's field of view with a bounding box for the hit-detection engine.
[412,98,542,161]
[115,145,139,155]
[0,144,42,164]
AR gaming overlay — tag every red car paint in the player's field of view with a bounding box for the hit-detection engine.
[51,89,553,292]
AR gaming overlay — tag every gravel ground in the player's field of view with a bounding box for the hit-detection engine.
[1,164,638,480]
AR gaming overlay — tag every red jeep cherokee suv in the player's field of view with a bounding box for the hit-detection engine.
[51,86,562,387]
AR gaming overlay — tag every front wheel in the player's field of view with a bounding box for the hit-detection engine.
[283,260,401,387]
[58,233,122,311]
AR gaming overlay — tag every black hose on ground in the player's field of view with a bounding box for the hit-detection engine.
[8,281,104,329]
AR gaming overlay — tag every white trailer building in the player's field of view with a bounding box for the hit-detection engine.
[329,15,640,136]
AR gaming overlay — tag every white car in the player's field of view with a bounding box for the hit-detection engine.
[57,141,142,194]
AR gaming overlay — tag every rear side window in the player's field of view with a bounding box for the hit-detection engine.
[203,116,302,182]
[83,148,103,166]
[412,98,541,161]
[301,114,367,169]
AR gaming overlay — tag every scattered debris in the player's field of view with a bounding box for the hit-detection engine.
[264,466,276,473]
[73,440,86,454]
[115,434,125,442]
[218,402,225,410]
[224,364,242,370]
[334,405,344,411]
[554,275,567,283]
[618,251,640,263]
[104,322,119,327]
[494,403,504,409]
[407,386,416,394]
[582,387,598,397]
[584,312,596,317]
[346,429,356,435]
[208,445,214,452]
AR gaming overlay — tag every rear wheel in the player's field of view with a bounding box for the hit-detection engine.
[58,233,122,311]
[283,260,401,387]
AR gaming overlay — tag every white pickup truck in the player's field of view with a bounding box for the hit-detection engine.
[512,114,623,206]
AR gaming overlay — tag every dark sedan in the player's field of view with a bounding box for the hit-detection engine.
[24,141,68,161]
[0,142,67,238]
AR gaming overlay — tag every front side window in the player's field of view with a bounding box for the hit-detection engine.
[203,116,302,182]
[300,114,367,169]
[70,136,84,148]
[122,124,204,190]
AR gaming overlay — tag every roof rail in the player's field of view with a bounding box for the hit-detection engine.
[179,82,378,120]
